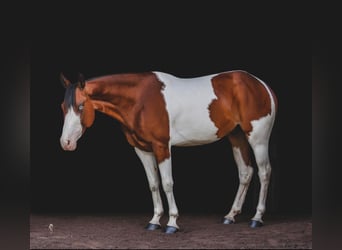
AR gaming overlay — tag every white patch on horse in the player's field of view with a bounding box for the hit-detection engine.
[60,107,83,150]
[153,71,220,147]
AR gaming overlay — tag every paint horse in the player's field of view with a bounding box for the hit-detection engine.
[60,70,277,233]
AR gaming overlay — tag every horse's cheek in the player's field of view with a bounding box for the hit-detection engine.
[82,101,95,127]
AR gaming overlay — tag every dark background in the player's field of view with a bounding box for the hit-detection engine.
[30,4,311,216]
[4,2,331,250]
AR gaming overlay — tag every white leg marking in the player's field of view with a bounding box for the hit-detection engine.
[158,156,179,229]
[135,148,163,225]
[225,147,253,221]
[248,117,273,222]
[60,107,83,150]
[247,75,276,223]
[249,143,271,223]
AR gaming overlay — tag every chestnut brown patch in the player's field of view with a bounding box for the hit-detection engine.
[84,73,170,164]
[228,126,251,166]
[74,87,95,128]
[81,99,95,127]
[209,71,272,137]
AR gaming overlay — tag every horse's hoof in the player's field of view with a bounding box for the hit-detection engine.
[250,220,263,228]
[145,223,161,230]
[222,218,235,224]
[165,226,179,234]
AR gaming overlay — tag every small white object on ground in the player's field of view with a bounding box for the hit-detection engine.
[48,224,53,232]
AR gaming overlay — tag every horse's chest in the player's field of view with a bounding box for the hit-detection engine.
[160,76,220,146]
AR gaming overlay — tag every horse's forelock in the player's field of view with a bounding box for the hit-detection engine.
[64,83,77,108]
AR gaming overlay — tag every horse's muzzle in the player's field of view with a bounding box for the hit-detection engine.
[60,138,77,151]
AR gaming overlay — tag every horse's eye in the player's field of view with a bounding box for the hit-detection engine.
[78,103,84,111]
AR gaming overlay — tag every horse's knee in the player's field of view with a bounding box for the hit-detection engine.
[150,184,159,192]
[239,167,253,185]
[162,181,173,193]
[258,167,271,183]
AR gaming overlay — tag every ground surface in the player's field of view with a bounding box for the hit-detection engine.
[30,213,311,249]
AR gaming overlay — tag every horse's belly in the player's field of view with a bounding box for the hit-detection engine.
[169,113,220,146]
[171,135,220,147]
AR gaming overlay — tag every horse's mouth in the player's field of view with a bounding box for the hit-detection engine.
[62,145,77,151]
[60,138,77,151]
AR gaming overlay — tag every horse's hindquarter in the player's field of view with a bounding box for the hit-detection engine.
[154,72,221,146]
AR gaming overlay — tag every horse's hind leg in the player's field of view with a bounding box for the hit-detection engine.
[248,140,272,227]
[247,119,274,227]
[223,127,254,224]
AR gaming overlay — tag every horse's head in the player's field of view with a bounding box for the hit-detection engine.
[60,73,95,151]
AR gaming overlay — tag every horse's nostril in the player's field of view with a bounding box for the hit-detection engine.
[66,140,70,146]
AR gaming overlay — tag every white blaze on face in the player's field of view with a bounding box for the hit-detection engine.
[60,107,83,151]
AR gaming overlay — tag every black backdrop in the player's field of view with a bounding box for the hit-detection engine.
[31,4,311,216]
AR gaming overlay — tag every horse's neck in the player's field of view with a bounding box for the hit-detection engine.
[85,73,148,127]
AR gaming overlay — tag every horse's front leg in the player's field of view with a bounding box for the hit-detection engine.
[135,148,164,230]
[153,144,180,234]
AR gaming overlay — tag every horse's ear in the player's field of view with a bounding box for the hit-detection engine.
[78,73,85,89]
[60,72,71,88]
